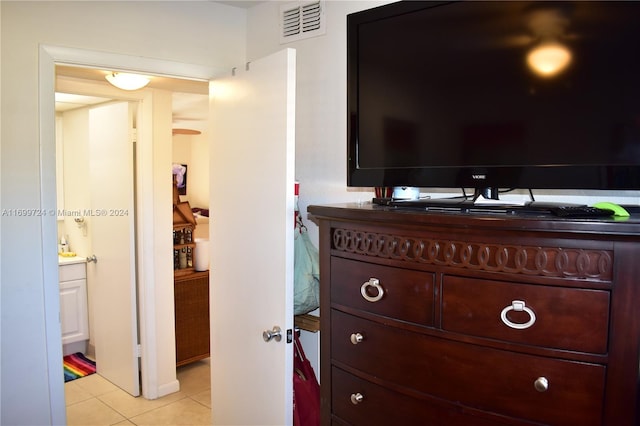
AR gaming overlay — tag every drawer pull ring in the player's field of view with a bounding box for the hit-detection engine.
[534,377,549,392]
[350,332,364,345]
[500,300,536,330]
[361,278,384,302]
[350,392,364,405]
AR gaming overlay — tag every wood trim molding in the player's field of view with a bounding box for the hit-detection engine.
[331,227,613,280]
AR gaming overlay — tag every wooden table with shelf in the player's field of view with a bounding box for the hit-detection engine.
[172,180,209,366]
[174,270,210,366]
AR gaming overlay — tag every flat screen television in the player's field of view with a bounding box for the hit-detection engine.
[347,1,640,197]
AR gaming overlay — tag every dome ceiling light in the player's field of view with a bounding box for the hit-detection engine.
[105,72,151,91]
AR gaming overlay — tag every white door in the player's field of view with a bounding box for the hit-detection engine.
[209,48,296,425]
[88,102,140,396]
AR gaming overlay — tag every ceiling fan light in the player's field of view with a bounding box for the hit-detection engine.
[527,41,572,77]
[105,72,150,90]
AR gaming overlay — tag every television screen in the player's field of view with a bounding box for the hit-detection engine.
[347,1,640,191]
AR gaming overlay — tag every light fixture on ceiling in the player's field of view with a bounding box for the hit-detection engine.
[527,41,572,77]
[173,128,202,136]
[105,72,150,91]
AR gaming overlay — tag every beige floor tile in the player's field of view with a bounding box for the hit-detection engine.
[176,360,211,396]
[97,387,186,419]
[66,397,126,425]
[75,373,121,397]
[190,389,211,408]
[66,359,213,425]
[129,398,211,426]
[65,380,94,405]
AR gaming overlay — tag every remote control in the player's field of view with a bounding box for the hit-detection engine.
[549,206,614,218]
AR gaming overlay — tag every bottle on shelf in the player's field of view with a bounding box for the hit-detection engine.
[179,248,187,269]
[59,236,68,253]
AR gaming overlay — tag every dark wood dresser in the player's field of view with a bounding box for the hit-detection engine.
[308,203,640,426]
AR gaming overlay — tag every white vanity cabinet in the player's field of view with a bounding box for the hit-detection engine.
[59,258,88,353]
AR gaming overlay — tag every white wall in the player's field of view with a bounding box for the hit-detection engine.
[173,132,210,209]
[0,2,246,424]
[59,107,92,258]
[190,131,211,209]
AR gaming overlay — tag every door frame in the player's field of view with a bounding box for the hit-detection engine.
[39,45,216,418]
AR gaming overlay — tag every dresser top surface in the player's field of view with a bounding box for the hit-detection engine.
[308,202,640,237]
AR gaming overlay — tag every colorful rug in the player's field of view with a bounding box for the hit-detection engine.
[63,352,96,383]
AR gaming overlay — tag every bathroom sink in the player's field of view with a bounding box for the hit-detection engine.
[58,255,86,265]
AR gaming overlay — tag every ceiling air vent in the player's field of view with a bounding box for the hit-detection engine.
[280,1,326,44]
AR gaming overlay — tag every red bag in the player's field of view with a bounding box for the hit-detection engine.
[293,332,320,426]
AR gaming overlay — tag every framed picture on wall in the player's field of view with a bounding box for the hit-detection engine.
[172,163,188,195]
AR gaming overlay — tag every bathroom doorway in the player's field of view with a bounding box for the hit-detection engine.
[56,96,141,396]
[54,62,209,400]
[42,44,296,425]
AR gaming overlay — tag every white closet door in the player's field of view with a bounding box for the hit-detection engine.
[209,48,296,425]
[88,101,140,397]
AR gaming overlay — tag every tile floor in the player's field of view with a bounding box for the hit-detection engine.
[65,358,211,425]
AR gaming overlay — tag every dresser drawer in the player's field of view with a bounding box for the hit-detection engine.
[331,310,605,425]
[442,276,610,354]
[331,257,434,326]
[332,366,505,426]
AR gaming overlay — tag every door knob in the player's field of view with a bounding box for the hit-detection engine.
[263,326,282,342]
[86,255,97,263]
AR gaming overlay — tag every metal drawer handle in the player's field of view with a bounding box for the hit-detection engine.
[350,332,364,345]
[534,376,549,392]
[361,278,384,302]
[350,392,364,405]
[500,300,536,330]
